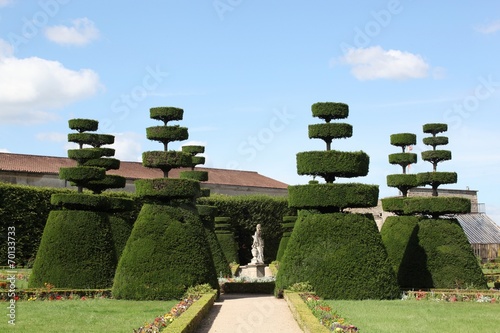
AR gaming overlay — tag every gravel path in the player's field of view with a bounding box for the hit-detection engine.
[194,293,304,333]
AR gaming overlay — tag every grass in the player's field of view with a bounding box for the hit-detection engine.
[0,298,177,333]
[325,300,500,333]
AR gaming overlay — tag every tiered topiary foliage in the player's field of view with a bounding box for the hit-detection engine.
[276,102,399,299]
[30,119,131,289]
[276,216,296,262]
[381,123,487,289]
[386,133,418,197]
[112,107,218,300]
[214,216,239,264]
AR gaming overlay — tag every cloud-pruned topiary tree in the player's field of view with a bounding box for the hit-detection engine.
[112,107,218,300]
[276,102,399,299]
[30,119,131,289]
[386,133,418,197]
[381,123,487,289]
[276,216,296,262]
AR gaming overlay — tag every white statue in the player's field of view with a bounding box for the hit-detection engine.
[251,224,264,264]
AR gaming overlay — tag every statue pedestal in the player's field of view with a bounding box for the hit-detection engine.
[238,264,273,278]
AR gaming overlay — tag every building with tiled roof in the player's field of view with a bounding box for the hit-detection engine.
[0,152,288,196]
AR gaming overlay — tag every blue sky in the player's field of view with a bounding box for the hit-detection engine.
[1,1,500,224]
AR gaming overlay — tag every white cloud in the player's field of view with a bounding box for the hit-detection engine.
[44,18,100,46]
[0,38,102,124]
[337,46,430,81]
[475,20,500,34]
[0,148,10,153]
[0,39,14,58]
[111,132,143,162]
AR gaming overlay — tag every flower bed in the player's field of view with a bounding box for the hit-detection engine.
[300,293,359,332]
[402,289,499,303]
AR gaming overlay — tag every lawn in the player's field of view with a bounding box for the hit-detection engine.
[326,299,500,333]
[0,298,177,333]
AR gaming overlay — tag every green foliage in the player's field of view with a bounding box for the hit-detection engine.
[68,133,114,147]
[388,153,417,167]
[423,123,447,135]
[67,148,106,162]
[142,151,192,173]
[423,136,448,147]
[214,224,239,265]
[386,174,419,189]
[308,123,353,140]
[86,175,127,194]
[417,218,487,289]
[112,204,219,300]
[198,194,295,264]
[421,150,452,164]
[50,193,110,211]
[135,178,200,199]
[29,210,116,288]
[149,106,184,124]
[296,150,369,181]
[180,170,209,182]
[288,183,379,211]
[83,157,120,170]
[289,281,314,292]
[276,213,400,299]
[390,133,416,149]
[59,166,105,183]
[182,145,205,155]
[68,118,98,132]
[381,196,471,216]
[146,125,189,143]
[417,172,457,187]
[222,282,275,294]
[311,102,349,122]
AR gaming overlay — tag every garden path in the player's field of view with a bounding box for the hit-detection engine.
[194,293,303,333]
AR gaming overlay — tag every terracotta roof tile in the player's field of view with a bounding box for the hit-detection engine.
[0,152,288,189]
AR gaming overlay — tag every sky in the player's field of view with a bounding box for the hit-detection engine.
[0,1,499,224]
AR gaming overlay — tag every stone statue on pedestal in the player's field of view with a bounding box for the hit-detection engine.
[251,224,264,264]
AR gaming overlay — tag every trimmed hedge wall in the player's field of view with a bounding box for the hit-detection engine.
[112,203,219,300]
[198,195,295,264]
[29,210,116,289]
[275,212,400,299]
[288,183,379,211]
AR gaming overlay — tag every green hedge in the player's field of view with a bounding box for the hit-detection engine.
[388,153,417,166]
[276,212,400,299]
[386,174,419,188]
[198,195,295,264]
[180,171,209,182]
[29,210,116,289]
[182,145,205,154]
[83,157,120,170]
[142,151,192,171]
[423,136,448,147]
[276,216,296,261]
[421,150,452,164]
[150,107,184,124]
[311,102,348,122]
[135,178,200,199]
[308,123,352,140]
[296,151,369,181]
[50,193,110,211]
[112,203,218,300]
[221,282,275,294]
[59,166,105,182]
[68,133,114,147]
[146,125,189,143]
[417,172,458,186]
[86,175,127,194]
[423,123,447,135]
[68,118,98,132]
[390,133,416,148]
[381,196,471,216]
[288,183,379,211]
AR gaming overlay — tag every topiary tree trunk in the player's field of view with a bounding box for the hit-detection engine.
[276,102,399,299]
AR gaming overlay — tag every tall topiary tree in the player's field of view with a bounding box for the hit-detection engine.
[381,123,486,289]
[276,102,399,299]
[112,107,218,300]
[276,216,296,262]
[30,119,131,289]
[214,216,239,264]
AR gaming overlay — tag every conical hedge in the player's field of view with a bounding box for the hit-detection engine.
[381,124,487,289]
[30,119,131,289]
[276,216,296,262]
[214,216,239,264]
[112,107,218,300]
[276,102,399,299]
